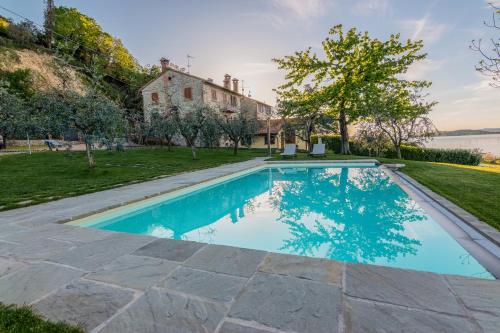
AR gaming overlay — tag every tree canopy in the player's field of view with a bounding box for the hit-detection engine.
[274,24,427,154]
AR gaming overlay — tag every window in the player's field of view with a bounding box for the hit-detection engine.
[265,134,276,145]
[230,95,237,107]
[223,93,228,103]
[184,87,193,100]
[151,92,159,104]
[211,89,217,101]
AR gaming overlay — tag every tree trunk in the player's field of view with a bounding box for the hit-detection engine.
[85,142,96,168]
[338,109,350,154]
[0,134,6,149]
[396,145,402,159]
[190,145,197,160]
[233,140,239,155]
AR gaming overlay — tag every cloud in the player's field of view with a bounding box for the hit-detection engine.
[242,0,332,28]
[433,74,500,129]
[271,0,331,19]
[400,15,450,45]
[485,0,500,7]
[402,59,445,80]
[240,62,278,76]
[353,0,390,16]
[452,75,499,105]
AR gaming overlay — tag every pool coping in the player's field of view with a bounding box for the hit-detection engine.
[0,158,499,332]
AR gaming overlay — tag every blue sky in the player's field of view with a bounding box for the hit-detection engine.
[1,0,499,130]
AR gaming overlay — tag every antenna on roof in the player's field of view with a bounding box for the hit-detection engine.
[187,54,194,73]
[241,80,249,97]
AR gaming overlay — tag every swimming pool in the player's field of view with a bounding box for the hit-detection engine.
[73,164,493,279]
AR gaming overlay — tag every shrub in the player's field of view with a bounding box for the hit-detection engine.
[311,134,343,153]
[386,145,482,165]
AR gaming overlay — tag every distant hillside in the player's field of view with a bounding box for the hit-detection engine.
[482,128,500,133]
[438,129,500,136]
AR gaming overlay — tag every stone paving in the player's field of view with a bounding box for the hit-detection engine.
[0,158,498,332]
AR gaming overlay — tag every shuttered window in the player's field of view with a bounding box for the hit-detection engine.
[230,95,237,107]
[184,87,193,100]
[151,92,159,104]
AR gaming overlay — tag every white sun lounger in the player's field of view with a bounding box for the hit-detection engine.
[280,144,297,158]
[309,143,326,157]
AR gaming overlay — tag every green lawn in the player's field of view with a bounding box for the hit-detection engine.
[272,152,500,230]
[1,147,498,231]
[0,303,83,333]
[0,147,266,210]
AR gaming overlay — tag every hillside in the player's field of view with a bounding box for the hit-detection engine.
[0,47,87,93]
[438,129,500,136]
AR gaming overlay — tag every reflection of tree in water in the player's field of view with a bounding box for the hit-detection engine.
[271,167,425,263]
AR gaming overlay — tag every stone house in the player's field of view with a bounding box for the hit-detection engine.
[140,58,306,150]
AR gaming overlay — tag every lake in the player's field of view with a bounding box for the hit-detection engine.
[424,134,500,156]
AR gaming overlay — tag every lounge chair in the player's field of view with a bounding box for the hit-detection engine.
[309,143,326,157]
[280,144,297,158]
[44,139,63,151]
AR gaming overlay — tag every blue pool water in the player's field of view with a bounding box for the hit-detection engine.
[78,165,493,279]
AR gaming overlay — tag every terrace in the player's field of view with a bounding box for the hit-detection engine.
[0,157,499,333]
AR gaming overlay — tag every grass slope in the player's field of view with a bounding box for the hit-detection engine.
[0,147,265,210]
[0,303,83,333]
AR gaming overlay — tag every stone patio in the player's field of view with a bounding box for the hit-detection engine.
[0,158,498,332]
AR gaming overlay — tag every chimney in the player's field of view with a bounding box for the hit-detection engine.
[232,78,239,93]
[223,74,231,89]
[160,58,170,72]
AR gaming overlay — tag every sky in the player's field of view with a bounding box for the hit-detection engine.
[1,0,499,131]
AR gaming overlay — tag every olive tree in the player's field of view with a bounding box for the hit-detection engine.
[149,109,178,150]
[172,106,207,160]
[216,111,258,155]
[71,92,124,167]
[34,90,124,167]
[200,111,222,149]
[0,87,25,149]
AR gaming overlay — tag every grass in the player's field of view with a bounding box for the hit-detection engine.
[0,303,83,333]
[1,147,498,231]
[0,147,265,210]
[272,151,500,230]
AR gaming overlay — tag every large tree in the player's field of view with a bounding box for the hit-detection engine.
[364,85,436,159]
[274,25,426,154]
[471,3,500,87]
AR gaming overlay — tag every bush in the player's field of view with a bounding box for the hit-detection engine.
[312,134,343,153]
[385,145,482,165]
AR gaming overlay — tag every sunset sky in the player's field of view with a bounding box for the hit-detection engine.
[1,0,499,130]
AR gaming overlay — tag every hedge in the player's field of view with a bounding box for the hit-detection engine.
[311,135,343,153]
[312,135,482,165]
[391,146,482,166]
